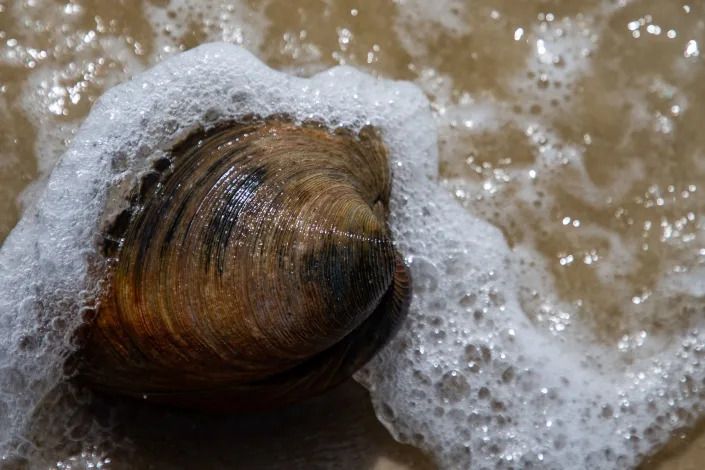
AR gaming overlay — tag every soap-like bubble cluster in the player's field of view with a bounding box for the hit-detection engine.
[434,0,705,362]
[0,43,703,470]
[0,43,435,467]
[361,179,705,468]
[1,0,705,469]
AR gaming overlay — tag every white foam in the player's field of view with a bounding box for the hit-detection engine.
[393,0,470,49]
[0,43,433,465]
[145,0,267,63]
[1,43,704,470]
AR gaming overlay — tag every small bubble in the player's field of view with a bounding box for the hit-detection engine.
[491,400,505,412]
[459,293,477,308]
[502,367,515,383]
[436,370,470,403]
[380,402,396,422]
[410,257,440,293]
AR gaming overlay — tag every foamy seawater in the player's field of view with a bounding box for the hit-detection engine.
[0,1,704,469]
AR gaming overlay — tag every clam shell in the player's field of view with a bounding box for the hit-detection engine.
[77,118,411,410]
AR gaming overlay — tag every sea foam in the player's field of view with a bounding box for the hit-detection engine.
[0,43,703,470]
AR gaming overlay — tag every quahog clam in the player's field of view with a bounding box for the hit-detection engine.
[76,117,411,410]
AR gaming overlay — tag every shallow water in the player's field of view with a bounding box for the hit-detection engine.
[0,0,704,469]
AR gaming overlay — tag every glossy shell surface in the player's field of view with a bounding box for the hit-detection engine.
[78,118,411,410]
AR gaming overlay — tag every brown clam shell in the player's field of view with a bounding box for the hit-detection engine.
[77,117,411,410]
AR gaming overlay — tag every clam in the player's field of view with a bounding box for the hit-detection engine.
[76,117,411,410]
